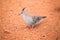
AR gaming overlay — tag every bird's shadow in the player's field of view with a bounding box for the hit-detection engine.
[33,20,47,29]
[33,23,41,28]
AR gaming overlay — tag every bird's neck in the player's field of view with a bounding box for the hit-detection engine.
[21,13,26,17]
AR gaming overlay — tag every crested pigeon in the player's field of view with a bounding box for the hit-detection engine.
[19,8,47,28]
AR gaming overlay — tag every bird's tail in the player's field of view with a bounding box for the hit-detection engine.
[36,16,47,22]
[39,16,47,19]
[41,16,47,18]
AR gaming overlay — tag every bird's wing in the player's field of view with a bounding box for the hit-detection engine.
[30,15,46,23]
[28,14,40,24]
[27,14,46,24]
[33,16,40,23]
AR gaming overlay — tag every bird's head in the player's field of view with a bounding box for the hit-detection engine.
[19,7,26,15]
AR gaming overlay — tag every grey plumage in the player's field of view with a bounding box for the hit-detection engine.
[20,8,46,27]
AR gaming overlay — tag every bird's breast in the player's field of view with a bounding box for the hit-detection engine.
[22,15,33,24]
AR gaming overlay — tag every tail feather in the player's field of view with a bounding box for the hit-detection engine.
[39,16,47,20]
[42,16,47,18]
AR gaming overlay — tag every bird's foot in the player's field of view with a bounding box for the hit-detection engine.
[28,25,35,30]
[25,25,35,30]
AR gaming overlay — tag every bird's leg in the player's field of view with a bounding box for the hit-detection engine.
[29,25,35,29]
[32,25,35,28]
[25,24,35,29]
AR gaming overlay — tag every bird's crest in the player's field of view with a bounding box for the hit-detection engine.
[20,7,26,14]
[21,7,26,11]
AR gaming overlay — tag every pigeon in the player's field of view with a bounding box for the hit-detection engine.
[19,7,46,28]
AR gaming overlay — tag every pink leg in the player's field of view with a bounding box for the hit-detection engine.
[25,24,35,29]
[29,25,35,29]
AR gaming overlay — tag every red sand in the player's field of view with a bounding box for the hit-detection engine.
[1,0,60,40]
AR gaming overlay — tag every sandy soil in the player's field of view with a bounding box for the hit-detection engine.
[0,0,60,40]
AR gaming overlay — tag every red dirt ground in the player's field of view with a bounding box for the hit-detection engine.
[1,0,60,40]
